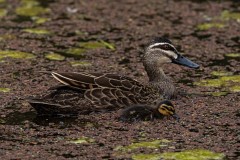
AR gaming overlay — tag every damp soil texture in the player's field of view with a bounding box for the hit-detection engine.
[0,0,240,159]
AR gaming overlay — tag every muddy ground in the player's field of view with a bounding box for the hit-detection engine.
[0,0,239,159]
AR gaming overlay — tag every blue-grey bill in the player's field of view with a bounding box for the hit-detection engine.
[172,113,180,122]
[172,55,199,69]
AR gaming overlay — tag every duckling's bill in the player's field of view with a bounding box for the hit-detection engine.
[172,113,180,122]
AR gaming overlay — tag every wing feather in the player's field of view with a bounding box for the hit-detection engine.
[51,72,99,89]
[52,72,145,92]
[84,87,149,110]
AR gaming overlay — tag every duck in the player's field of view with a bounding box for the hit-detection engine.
[28,37,199,115]
[119,100,179,122]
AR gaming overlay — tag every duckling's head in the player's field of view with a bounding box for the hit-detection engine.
[156,100,179,121]
[119,100,179,122]
[144,37,199,69]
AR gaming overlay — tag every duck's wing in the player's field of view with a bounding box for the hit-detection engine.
[28,86,147,115]
[28,72,155,115]
[51,72,100,90]
[84,87,150,110]
[51,72,147,94]
[27,85,93,115]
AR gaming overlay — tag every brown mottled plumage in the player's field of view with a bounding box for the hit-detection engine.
[28,37,199,115]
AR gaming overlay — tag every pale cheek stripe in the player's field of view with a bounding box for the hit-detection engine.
[148,42,176,50]
[149,48,178,59]
[164,50,178,59]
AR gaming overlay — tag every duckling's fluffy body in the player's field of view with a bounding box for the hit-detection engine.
[119,100,178,122]
[119,105,158,122]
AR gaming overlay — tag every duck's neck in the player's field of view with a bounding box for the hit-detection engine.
[143,61,175,99]
[144,64,169,83]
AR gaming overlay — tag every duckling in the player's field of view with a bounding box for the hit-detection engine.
[28,37,199,115]
[119,100,179,122]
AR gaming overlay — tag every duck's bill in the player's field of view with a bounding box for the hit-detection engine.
[172,55,199,69]
[172,113,180,122]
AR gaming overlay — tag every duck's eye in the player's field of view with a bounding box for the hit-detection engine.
[162,44,170,50]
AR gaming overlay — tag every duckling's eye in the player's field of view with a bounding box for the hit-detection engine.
[168,106,174,112]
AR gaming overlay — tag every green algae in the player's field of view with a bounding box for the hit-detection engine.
[79,42,105,49]
[79,41,115,50]
[99,40,115,50]
[194,75,240,87]
[115,139,170,152]
[70,61,91,67]
[16,5,50,17]
[220,10,240,21]
[194,75,240,93]
[0,88,10,93]
[22,28,51,35]
[0,34,16,41]
[65,41,115,58]
[197,23,225,30]
[68,137,95,144]
[230,85,240,92]
[211,71,233,77]
[196,10,240,32]
[15,0,51,25]
[133,154,160,160]
[194,79,223,87]
[132,149,225,160]
[225,53,240,58]
[0,9,7,18]
[16,0,50,17]
[0,50,35,60]
[220,75,240,83]
[45,52,65,61]
[32,17,50,24]
[21,0,39,6]
[65,48,86,58]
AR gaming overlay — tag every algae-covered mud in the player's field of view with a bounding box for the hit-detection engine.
[68,136,95,144]
[132,149,225,160]
[0,87,10,93]
[0,50,35,59]
[0,0,239,159]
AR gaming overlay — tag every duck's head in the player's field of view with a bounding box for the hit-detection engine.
[144,37,199,69]
[155,100,179,121]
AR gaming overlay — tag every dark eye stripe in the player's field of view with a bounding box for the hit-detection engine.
[151,44,176,52]
[168,106,175,112]
[161,105,175,112]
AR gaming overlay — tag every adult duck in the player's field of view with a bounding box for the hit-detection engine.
[28,37,199,115]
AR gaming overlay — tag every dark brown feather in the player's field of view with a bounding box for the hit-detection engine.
[28,72,163,115]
